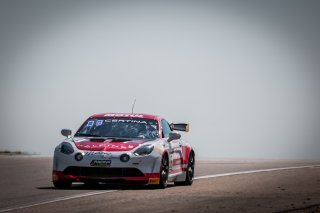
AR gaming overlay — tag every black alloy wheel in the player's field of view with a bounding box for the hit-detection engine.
[159,155,169,188]
[186,153,195,184]
[175,152,195,186]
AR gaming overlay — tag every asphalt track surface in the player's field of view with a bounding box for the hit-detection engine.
[0,155,320,213]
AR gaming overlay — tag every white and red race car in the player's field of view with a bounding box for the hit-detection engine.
[52,113,195,188]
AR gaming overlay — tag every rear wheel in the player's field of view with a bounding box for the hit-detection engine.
[53,180,72,189]
[175,152,195,186]
[158,155,169,188]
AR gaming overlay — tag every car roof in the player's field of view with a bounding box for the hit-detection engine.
[90,113,161,120]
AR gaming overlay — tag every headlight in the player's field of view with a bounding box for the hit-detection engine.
[60,142,74,154]
[133,144,154,156]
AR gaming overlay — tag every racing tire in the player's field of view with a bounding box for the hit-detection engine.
[53,180,72,189]
[158,155,169,189]
[175,152,195,186]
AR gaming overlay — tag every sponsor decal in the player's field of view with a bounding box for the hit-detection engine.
[84,151,112,158]
[148,178,160,184]
[96,120,103,126]
[76,142,139,151]
[104,114,144,118]
[87,121,94,127]
[105,119,147,124]
[90,160,111,167]
[172,152,182,161]
[103,144,135,150]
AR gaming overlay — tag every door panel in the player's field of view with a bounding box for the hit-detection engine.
[169,139,183,174]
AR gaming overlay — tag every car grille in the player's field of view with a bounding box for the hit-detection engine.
[63,166,145,178]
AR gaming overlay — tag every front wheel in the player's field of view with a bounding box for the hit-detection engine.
[175,153,195,186]
[158,155,169,188]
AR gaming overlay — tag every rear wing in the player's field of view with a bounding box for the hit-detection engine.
[170,123,189,132]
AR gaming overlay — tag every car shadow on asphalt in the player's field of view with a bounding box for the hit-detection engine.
[37,183,175,191]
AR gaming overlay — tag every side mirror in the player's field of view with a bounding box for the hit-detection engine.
[61,129,72,138]
[167,132,181,142]
[170,123,189,132]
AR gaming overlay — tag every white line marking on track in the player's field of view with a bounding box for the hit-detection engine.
[0,190,117,213]
[194,164,320,180]
[1,164,319,212]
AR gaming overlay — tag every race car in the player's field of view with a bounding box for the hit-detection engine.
[52,113,195,188]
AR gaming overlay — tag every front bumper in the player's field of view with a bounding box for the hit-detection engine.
[52,169,160,184]
[53,149,162,185]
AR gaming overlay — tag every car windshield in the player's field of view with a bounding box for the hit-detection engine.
[74,117,159,139]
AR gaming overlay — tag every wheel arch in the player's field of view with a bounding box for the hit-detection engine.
[183,145,195,164]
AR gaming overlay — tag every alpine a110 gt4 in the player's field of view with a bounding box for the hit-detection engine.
[52,113,195,188]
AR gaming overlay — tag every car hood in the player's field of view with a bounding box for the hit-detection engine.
[74,139,149,151]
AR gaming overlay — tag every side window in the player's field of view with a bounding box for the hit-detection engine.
[161,119,171,138]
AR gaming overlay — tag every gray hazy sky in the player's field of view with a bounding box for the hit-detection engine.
[0,0,320,159]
